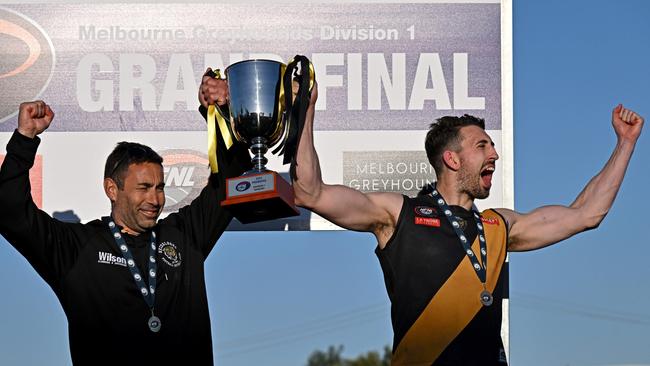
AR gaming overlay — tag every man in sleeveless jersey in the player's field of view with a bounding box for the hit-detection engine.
[292,83,642,365]
[198,77,645,365]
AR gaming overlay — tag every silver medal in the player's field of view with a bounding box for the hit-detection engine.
[480,290,493,306]
[148,315,162,333]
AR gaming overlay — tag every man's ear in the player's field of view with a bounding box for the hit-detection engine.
[442,150,461,171]
[104,178,118,202]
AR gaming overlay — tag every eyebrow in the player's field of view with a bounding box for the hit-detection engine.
[476,138,495,146]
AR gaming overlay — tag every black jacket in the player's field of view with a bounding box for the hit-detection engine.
[0,128,251,365]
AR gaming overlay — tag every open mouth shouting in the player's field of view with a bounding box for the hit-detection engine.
[480,164,495,189]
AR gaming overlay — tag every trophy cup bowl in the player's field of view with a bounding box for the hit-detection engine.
[217,59,300,223]
[226,59,285,167]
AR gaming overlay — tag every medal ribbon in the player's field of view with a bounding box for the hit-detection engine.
[430,185,488,284]
[103,217,158,312]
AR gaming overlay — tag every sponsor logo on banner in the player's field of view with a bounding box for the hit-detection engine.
[159,150,209,214]
[0,154,43,208]
[158,241,181,268]
[415,217,440,227]
[414,206,437,217]
[481,217,499,225]
[0,6,55,124]
[343,151,435,196]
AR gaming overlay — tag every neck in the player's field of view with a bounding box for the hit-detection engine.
[111,213,142,236]
[121,226,141,236]
[435,177,474,210]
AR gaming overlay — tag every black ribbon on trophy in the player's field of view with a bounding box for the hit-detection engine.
[206,55,315,223]
[273,55,315,180]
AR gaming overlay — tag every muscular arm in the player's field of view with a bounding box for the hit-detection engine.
[500,105,644,252]
[292,84,403,248]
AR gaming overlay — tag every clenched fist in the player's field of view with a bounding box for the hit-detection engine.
[612,104,644,143]
[198,68,229,108]
[18,100,54,139]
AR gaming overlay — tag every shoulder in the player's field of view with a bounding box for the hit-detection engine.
[485,207,518,227]
[481,208,505,222]
[365,191,406,217]
[481,208,510,239]
[403,192,437,212]
[78,218,109,239]
[85,218,105,229]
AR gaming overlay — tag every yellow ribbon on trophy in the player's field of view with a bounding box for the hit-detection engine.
[207,69,234,173]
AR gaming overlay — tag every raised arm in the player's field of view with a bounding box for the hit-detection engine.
[499,104,644,252]
[0,101,78,283]
[292,83,403,248]
[161,70,252,257]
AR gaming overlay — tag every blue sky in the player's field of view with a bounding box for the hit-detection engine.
[1,1,650,365]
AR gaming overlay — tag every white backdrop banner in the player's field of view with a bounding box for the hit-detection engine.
[0,2,512,231]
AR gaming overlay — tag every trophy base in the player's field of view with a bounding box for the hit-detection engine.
[221,171,300,224]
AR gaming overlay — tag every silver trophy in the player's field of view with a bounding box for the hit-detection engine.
[225,59,286,172]
[216,58,313,223]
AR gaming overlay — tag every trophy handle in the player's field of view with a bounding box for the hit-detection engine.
[272,55,315,180]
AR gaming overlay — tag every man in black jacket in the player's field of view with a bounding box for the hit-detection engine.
[0,99,250,365]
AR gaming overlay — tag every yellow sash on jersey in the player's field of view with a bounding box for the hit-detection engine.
[392,209,508,366]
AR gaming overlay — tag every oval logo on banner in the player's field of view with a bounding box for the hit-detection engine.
[160,150,210,214]
[0,6,56,126]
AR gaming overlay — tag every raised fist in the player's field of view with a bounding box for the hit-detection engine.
[612,104,644,143]
[198,68,229,108]
[18,100,54,138]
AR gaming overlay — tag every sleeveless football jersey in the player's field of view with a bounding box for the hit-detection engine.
[376,194,508,365]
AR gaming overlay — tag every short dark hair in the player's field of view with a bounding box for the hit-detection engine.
[425,114,485,175]
[104,142,163,189]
